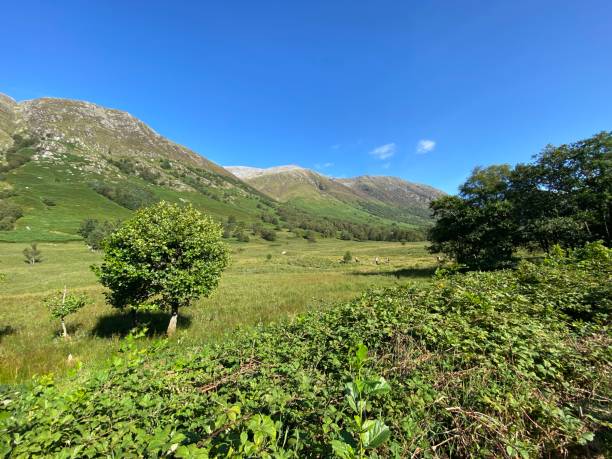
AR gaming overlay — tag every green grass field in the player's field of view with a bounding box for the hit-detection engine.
[0,233,435,383]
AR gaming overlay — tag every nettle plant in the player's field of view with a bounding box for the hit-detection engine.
[44,287,90,338]
[331,344,391,459]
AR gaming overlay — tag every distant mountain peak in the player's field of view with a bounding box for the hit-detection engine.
[226,165,308,179]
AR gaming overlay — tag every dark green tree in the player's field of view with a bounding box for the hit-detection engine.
[93,201,229,335]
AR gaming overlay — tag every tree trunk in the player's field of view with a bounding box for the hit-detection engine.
[167,307,178,337]
[61,286,69,338]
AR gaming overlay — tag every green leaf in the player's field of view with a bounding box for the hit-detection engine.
[361,419,390,449]
[331,440,355,459]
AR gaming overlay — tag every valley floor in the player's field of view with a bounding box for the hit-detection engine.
[0,234,435,383]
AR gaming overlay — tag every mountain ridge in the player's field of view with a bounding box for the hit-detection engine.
[0,91,443,242]
[226,164,446,223]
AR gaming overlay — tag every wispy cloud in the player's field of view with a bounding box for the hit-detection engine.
[370,143,396,160]
[315,162,334,169]
[381,162,391,169]
[416,139,436,154]
[330,144,341,150]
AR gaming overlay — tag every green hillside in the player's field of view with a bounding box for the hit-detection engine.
[0,94,442,243]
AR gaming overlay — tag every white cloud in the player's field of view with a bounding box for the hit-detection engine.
[416,139,436,154]
[370,143,396,160]
[381,162,391,169]
[315,162,334,169]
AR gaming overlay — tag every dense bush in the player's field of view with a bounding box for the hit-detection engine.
[0,200,23,230]
[260,228,277,241]
[78,218,120,250]
[1,243,609,457]
[0,134,38,172]
[89,180,157,210]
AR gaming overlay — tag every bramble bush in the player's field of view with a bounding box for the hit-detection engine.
[1,242,610,457]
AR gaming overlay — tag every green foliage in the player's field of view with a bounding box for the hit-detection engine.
[235,231,250,242]
[0,200,23,230]
[0,134,38,172]
[43,288,90,337]
[44,290,89,320]
[343,251,352,263]
[260,228,277,241]
[93,201,229,316]
[22,243,42,264]
[2,243,609,457]
[89,180,157,210]
[78,219,119,250]
[331,344,391,458]
[429,131,612,269]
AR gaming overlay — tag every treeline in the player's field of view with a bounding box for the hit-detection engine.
[277,206,427,242]
[429,131,611,269]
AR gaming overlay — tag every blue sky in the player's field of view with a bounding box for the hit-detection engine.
[2,1,611,193]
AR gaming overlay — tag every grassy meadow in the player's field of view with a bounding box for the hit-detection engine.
[0,233,436,383]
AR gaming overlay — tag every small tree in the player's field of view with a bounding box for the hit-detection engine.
[44,287,89,338]
[23,243,42,264]
[343,251,352,263]
[93,201,229,336]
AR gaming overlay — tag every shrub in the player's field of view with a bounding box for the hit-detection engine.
[0,201,23,230]
[23,243,42,264]
[343,251,352,263]
[260,228,277,241]
[93,201,229,335]
[235,231,250,243]
[78,219,119,250]
[2,243,609,456]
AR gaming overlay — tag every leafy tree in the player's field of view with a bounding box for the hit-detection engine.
[44,287,90,338]
[340,230,352,241]
[93,201,229,335]
[23,243,42,265]
[78,219,119,250]
[235,231,250,243]
[429,132,611,269]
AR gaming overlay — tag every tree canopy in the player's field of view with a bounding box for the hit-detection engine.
[93,201,229,333]
[428,131,611,269]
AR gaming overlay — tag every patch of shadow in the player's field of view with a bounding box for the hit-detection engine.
[351,266,437,279]
[0,325,17,342]
[92,311,193,338]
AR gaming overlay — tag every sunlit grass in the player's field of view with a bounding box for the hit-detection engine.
[0,232,436,383]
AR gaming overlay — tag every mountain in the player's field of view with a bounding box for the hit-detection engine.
[339,176,446,215]
[0,92,444,243]
[226,165,445,226]
[0,94,275,242]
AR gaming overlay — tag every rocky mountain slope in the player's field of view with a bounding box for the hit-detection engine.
[0,93,274,241]
[0,92,444,242]
[227,165,445,224]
